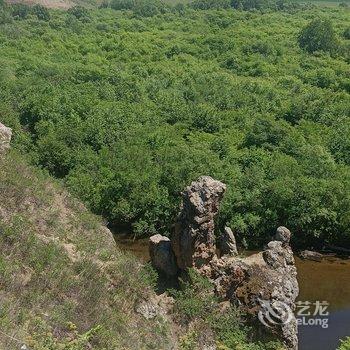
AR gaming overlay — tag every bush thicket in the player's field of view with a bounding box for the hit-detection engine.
[0,4,349,249]
[298,18,338,53]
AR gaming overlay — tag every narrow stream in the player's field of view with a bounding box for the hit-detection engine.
[114,235,350,350]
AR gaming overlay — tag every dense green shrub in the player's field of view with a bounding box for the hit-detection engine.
[190,0,231,10]
[298,19,338,53]
[0,9,12,24]
[32,4,51,21]
[133,0,168,17]
[10,3,30,19]
[171,269,217,321]
[110,0,135,10]
[172,269,283,349]
[67,5,91,21]
[109,0,168,14]
[231,0,270,10]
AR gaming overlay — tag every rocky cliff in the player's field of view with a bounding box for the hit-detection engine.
[150,176,299,350]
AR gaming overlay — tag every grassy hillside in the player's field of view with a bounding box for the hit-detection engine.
[0,151,288,349]
[0,2,349,249]
[0,150,175,349]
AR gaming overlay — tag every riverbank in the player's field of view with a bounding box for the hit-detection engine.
[114,234,350,350]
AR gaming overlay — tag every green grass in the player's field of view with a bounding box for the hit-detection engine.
[171,269,285,350]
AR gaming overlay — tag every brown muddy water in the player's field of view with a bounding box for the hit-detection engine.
[114,235,350,350]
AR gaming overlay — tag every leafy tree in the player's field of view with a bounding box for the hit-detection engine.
[231,0,271,10]
[133,0,167,17]
[11,3,30,19]
[99,0,110,8]
[190,0,231,10]
[0,4,12,24]
[32,4,51,21]
[298,19,338,53]
[67,6,90,22]
[110,0,135,10]
[0,4,349,248]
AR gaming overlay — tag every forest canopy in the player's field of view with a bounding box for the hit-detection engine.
[0,0,349,248]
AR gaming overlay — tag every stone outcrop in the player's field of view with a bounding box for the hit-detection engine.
[149,176,299,349]
[208,231,298,349]
[171,176,226,270]
[0,123,12,154]
[149,234,178,276]
[259,239,298,349]
[218,226,238,257]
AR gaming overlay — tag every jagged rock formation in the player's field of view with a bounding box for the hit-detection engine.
[0,123,12,154]
[216,234,299,350]
[149,176,299,349]
[171,176,226,270]
[212,231,299,350]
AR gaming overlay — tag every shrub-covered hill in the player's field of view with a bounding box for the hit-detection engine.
[0,3,349,248]
[0,151,175,349]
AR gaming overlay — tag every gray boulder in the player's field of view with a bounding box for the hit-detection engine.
[275,226,291,244]
[149,234,178,276]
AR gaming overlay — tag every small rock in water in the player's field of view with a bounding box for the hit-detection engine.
[300,250,323,262]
